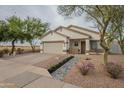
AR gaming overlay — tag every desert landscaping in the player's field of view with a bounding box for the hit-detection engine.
[64,55,124,88]
[0,5,124,88]
[0,53,123,88]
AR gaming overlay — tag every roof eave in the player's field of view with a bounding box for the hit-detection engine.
[67,25,99,34]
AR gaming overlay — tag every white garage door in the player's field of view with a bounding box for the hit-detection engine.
[43,42,63,54]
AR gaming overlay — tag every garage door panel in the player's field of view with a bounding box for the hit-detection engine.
[44,42,63,54]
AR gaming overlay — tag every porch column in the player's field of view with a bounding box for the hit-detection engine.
[40,43,43,53]
[86,39,90,55]
[63,38,69,54]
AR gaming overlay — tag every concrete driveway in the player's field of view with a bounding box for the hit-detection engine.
[2,53,55,65]
[0,53,77,88]
[0,53,54,87]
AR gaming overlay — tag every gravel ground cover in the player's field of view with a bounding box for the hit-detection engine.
[51,56,80,80]
[64,54,124,88]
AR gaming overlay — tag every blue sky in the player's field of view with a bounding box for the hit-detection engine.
[0,5,95,30]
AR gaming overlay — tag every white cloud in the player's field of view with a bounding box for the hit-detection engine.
[0,5,95,31]
[0,5,97,45]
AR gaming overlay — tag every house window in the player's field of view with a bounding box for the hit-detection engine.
[74,41,78,46]
[90,40,98,50]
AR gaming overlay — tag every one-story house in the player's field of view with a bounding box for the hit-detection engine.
[40,25,122,54]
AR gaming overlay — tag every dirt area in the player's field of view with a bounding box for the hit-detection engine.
[0,46,40,53]
[64,54,124,88]
[34,55,68,69]
[2,53,54,65]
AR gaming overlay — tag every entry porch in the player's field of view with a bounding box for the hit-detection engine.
[65,39,101,54]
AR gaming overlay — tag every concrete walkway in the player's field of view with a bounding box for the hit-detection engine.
[0,53,78,88]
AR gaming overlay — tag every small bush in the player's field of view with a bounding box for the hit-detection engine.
[3,48,9,54]
[106,62,123,79]
[0,50,4,57]
[79,61,95,75]
[16,48,24,54]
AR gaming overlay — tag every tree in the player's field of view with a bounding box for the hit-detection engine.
[117,26,124,54]
[0,20,9,42]
[6,16,25,55]
[114,6,124,54]
[57,5,123,64]
[24,17,49,52]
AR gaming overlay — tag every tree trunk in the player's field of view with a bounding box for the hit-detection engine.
[31,45,35,52]
[29,41,35,53]
[10,40,16,55]
[103,49,109,64]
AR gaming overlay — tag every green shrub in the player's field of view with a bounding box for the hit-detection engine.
[0,50,4,57]
[106,62,123,79]
[48,56,74,73]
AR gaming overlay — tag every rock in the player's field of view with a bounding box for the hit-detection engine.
[51,57,79,80]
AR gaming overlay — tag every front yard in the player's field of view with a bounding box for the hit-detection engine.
[0,53,124,88]
[63,54,124,88]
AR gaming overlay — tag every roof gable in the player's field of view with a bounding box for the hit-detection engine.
[68,25,99,34]
[41,25,100,41]
[67,25,100,40]
[55,26,91,36]
[41,31,67,42]
[56,27,90,39]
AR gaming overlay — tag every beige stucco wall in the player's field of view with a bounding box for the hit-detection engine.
[68,26,100,40]
[110,41,122,54]
[41,26,122,54]
[68,26,122,54]
[93,40,121,54]
[41,31,68,54]
[96,41,103,49]
[41,31,66,42]
[96,40,122,54]
[56,28,89,39]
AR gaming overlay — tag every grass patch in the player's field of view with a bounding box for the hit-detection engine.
[48,56,74,73]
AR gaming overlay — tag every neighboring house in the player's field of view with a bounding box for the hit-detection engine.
[40,25,122,54]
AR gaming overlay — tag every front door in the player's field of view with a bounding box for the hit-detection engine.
[81,41,86,54]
